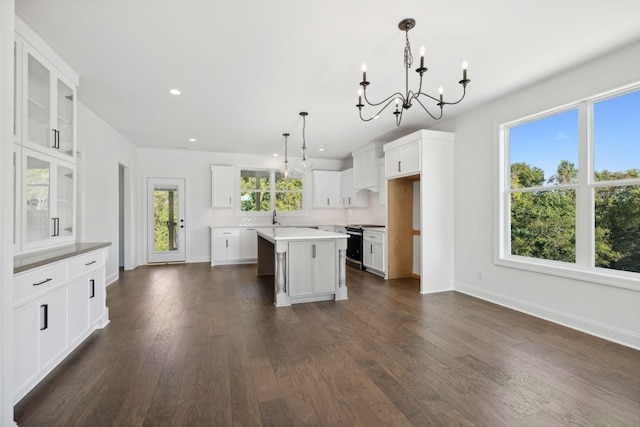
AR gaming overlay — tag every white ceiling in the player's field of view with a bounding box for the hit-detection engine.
[15,0,640,161]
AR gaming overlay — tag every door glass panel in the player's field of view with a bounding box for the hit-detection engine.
[27,53,50,149]
[56,165,74,238]
[25,155,50,242]
[153,186,179,252]
[57,78,74,157]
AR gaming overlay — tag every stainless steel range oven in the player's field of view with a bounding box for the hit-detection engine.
[345,224,385,269]
[345,226,363,269]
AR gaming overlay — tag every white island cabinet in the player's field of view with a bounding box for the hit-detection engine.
[256,227,348,306]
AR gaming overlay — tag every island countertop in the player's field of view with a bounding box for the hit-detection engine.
[257,227,349,243]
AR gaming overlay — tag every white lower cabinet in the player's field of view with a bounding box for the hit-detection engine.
[68,276,90,347]
[38,286,68,372]
[13,302,39,397]
[241,228,258,259]
[211,227,259,265]
[13,246,109,403]
[288,240,337,297]
[363,230,386,276]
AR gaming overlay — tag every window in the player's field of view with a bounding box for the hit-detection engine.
[501,86,640,284]
[240,169,304,213]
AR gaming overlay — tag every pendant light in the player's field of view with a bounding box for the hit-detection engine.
[281,133,291,178]
[295,111,313,172]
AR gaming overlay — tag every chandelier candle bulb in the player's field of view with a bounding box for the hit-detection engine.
[439,86,443,102]
[362,63,367,82]
[420,46,425,68]
[463,60,468,80]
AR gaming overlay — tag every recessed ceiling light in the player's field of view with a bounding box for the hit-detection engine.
[169,88,181,95]
[273,153,279,157]
[318,148,325,152]
[189,138,196,142]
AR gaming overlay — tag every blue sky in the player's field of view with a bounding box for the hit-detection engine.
[510,90,640,181]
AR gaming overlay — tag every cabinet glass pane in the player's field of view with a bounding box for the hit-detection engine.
[56,165,74,238]
[57,78,74,157]
[26,155,51,242]
[27,54,51,149]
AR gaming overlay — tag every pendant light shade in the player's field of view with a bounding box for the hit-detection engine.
[295,111,313,172]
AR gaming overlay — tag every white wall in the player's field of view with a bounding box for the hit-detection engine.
[77,102,138,285]
[439,42,640,349]
[0,0,16,423]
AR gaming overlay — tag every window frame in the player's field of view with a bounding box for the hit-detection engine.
[237,167,306,216]
[497,84,640,291]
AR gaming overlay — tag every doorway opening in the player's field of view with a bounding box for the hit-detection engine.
[147,178,186,263]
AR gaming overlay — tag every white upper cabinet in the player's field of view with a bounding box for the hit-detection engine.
[21,43,77,161]
[21,148,76,251]
[14,18,79,253]
[340,169,368,208]
[385,139,420,178]
[211,165,234,208]
[312,170,342,208]
[352,141,384,191]
[377,158,387,205]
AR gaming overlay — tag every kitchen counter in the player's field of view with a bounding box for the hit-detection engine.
[257,227,348,243]
[256,227,348,307]
[14,242,112,274]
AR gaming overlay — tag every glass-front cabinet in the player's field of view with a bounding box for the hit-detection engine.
[21,148,75,251]
[14,21,79,254]
[23,44,76,161]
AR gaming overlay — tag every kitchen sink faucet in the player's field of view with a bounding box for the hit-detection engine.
[272,209,278,225]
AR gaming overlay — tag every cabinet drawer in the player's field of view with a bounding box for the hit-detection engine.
[363,231,385,243]
[68,251,105,279]
[14,263,68,304]
[213,228,241,238]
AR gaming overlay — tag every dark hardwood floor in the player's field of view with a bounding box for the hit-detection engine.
[14,263,640,426]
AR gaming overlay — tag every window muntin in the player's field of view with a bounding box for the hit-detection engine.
[239,169,304,213]
[502,86,640,281]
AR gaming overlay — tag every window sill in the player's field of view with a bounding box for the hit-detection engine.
[495,255,640,292]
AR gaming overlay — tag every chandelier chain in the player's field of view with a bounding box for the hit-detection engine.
[404,30,413,69]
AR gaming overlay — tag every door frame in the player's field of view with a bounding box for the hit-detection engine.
[146,177,186,263]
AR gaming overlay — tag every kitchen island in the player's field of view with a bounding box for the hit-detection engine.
[256,227,348,307]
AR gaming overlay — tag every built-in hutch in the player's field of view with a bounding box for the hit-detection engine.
[384,129,454,293]
[12,18,110,404]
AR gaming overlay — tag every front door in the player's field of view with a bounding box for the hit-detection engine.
[147,178,186,263]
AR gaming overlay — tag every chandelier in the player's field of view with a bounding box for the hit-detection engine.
[356,18,470,126]
[295,111,313,172]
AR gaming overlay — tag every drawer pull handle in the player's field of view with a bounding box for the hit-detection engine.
[85,260,97,266]
[33,278,53,286]
[40,304,48,330]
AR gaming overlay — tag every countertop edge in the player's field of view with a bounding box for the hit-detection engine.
[14,242,112,274]
[257,228,349,243]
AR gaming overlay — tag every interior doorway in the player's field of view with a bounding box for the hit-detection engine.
[147,177,186,263]
[118,164,134,271]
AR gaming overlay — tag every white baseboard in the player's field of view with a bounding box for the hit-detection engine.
[454,281,640,351]
[106,271,119,286]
